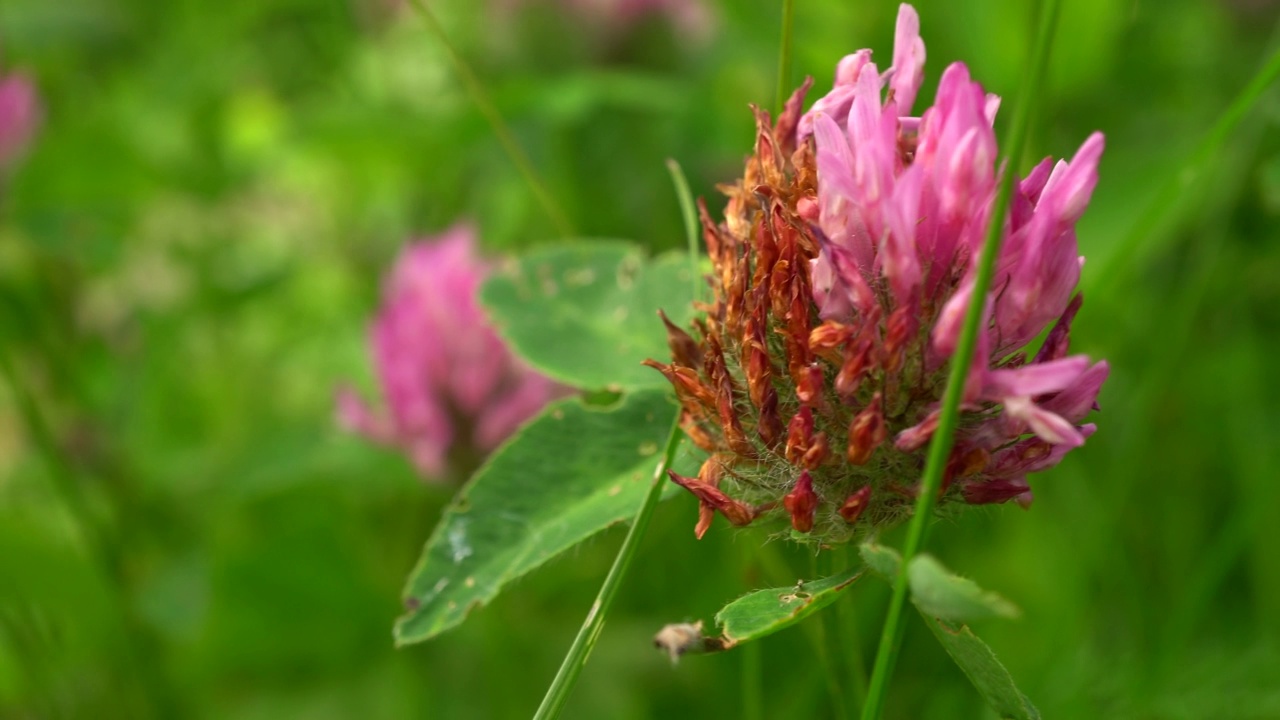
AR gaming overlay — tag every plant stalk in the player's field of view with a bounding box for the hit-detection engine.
[408,0,575,238]
[776,0,796,116]
[859,2,1063,718]
[531,415,683,720]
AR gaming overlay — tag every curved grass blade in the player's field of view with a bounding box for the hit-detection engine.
[406,0,574,237]
[1088,43,1280,296]
[531,410,684,720]
[532,181,711,719]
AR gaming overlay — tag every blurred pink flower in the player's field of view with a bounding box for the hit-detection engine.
[0,68,38,167]
[562,0,711,37]
[338,224,564,479]
[494,0,713,41]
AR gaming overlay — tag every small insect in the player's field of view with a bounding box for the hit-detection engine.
[653,621,706,664]
[652,621,729,663]
[778,578,811,604]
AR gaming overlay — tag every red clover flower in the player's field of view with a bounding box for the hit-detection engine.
[648,4,1108,543]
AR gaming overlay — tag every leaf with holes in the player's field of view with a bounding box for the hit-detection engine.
[395,389,699,645]
[653,566,863,659]
[480,243,698,392]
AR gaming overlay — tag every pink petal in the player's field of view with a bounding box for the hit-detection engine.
[1040,361,1109,423]
[1040,132,1104,224]
[890,3,927,114]
[1003,395,1084,447]
[985,355,1090,398]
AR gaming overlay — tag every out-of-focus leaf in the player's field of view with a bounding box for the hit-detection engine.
[859,543,1018,622]
[480,243,697,391]
[858,542,1037,719]
[921,616,1042,720]
[394,389,698,645]
[908,554,1021,623]
[859,540,901,581]
[710,566,862,649]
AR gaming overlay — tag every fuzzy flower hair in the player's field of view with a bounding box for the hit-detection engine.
[647,4,1108,542]
[338,224,564,479]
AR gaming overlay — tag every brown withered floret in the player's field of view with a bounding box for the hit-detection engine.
[648,82,953,543]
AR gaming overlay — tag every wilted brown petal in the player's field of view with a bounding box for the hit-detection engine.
[668,469,755,532]
[847,392,887,465]
[838,485,873,524]
[659,309,703,369]
[783,471,818,533]
[785,405,815,465]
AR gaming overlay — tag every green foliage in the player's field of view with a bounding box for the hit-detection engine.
[860,542,1037,718]
[859,540,901,581]
[713,565,863,647]
[480,243,698,391]
[908,555,1021,623]
[396,389,697,644]
[921,617,1041,720]
[3,0,1280,717]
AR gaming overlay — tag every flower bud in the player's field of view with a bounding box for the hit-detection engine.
[847,393,887,465]
[783,471,819,533]
[838,485,873,524]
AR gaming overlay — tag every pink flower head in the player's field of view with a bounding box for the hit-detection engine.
[0,69,38,167]
[800,3,1107,512]
[338,224,564,479]
[647,3,1108,543]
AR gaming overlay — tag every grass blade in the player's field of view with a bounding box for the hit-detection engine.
[860,1,1063,717]
[531,412,684,720]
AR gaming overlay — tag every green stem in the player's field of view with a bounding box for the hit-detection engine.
[408,0,575,238]
[808,552,849,718]
[0,347,180,717]
[859,2,1062,718]
[742,623,765,720]
[775,0,796,116]
[0,350,108,568]
[532,414,684,720]
[665,158,703,302]
[836,547,869,709]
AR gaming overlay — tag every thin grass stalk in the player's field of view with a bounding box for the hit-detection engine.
[808,553,849,718]
[530,153,709,719]
[408,0,575,238]
[531,415,683,720]
[0,348,181,717]
[742,608,765,720]
[775,0,796,116]
[859,2,1063,718]
[835,546,869,709]
[666,158,704,302]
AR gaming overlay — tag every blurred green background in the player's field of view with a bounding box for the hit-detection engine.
[3,0,1280,717]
